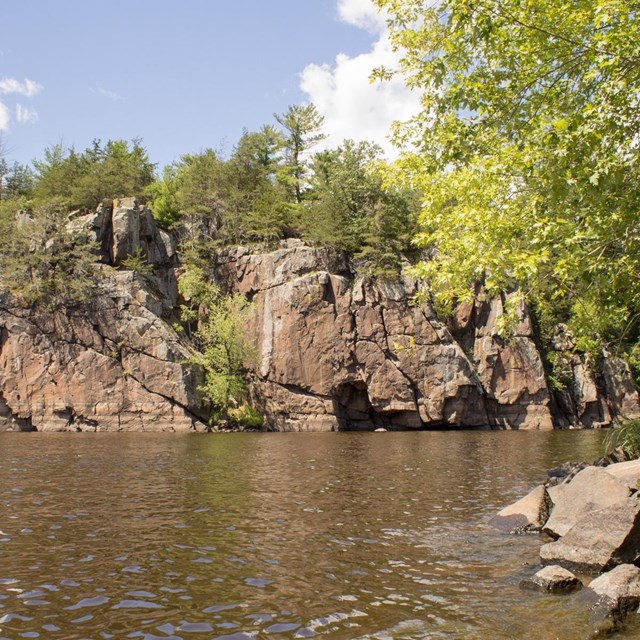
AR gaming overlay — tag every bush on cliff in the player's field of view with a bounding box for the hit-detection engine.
[0,197,99,307]
[178,265,258,426]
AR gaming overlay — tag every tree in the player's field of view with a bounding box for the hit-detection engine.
[226,126,290,242]
[275,103,326,204]
[33,139,155,210]
[177,265,257,424]
[307,139,420,275]
[32,143,85,204]
[146,165,181,229]
[2,162,34,199]
[148,129,292,244]
[375,0,640,352]
[0,197,99,306]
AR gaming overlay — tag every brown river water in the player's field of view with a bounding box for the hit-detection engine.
[0,430,639,640]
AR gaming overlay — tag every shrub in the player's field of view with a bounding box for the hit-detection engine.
[604,419,640,460]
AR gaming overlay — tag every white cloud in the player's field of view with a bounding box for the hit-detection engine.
[300,0,420,159]
[16,104,38,124]
[0,102,9,131]
[337,0,386,32]
[0,77,43,97]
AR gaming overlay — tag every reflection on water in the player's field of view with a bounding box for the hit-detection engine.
[0,431,638,639]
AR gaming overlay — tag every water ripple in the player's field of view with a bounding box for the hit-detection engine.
[0,430,634,639]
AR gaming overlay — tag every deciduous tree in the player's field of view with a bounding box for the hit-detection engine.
[375,0,640,354]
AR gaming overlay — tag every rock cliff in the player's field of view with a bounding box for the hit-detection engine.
[216,242,639,431]
[0,201,637,432]
[0,199,207,432]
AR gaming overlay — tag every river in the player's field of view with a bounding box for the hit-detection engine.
[0,431,637,640]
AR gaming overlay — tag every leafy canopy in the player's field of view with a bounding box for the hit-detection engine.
[375,0,640,351]
[33,139,155,210]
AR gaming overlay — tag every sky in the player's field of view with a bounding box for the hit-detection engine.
[0,0,420,170]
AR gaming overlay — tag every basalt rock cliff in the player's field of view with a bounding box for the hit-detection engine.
[0,199,637,432]
[0,198,207,432]
[215,243,639,431]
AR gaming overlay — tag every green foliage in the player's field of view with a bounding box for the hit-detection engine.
[306,139,420,276]
[0,197,99,307]
[120,247,154,282]
[146,166,181,229]
[148,110,419,273]
[376,0,640,360]
[0,159,34,200]
[227,404,263,429]
[148,133,292,245]
[604,419,640,460]
[33,139,155,210]
[545,352,574,392]
[177,265,258,423]
[275,103,326,203]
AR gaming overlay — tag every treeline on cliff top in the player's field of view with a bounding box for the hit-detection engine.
[0,105,421,427]
[0,104,419,280]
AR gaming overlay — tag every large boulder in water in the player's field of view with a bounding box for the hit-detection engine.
[540,493,640,573]
[543,466,631,539]
[581,564,640,636]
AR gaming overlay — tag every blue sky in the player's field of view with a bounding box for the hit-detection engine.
[0,0,418,170]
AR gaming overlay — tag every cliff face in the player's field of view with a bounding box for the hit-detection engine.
[0,199,207,432]
[216,242,640,431]
[0,203,637,432]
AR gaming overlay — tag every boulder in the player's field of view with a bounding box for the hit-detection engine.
[489,485,552,533]
[540,494,640,573]
[543,466,631,539]
[519,565,582,594]
[602,459,640,492]
[581,564,640,636]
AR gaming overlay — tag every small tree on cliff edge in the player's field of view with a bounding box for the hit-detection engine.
[177,265,260,428]
[275,103,326,204]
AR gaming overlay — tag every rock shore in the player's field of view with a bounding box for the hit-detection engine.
[496,455,640,636]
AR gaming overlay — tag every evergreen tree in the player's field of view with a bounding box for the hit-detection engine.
[275,104,326,204]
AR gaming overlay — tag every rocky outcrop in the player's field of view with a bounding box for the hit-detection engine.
[1,205,637,433]
[215,243,638,431]
[67,197,179,308]
[0,271,207,433]
[494,459,640,574]
[499,460,640,635]
[0,198,210,432]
